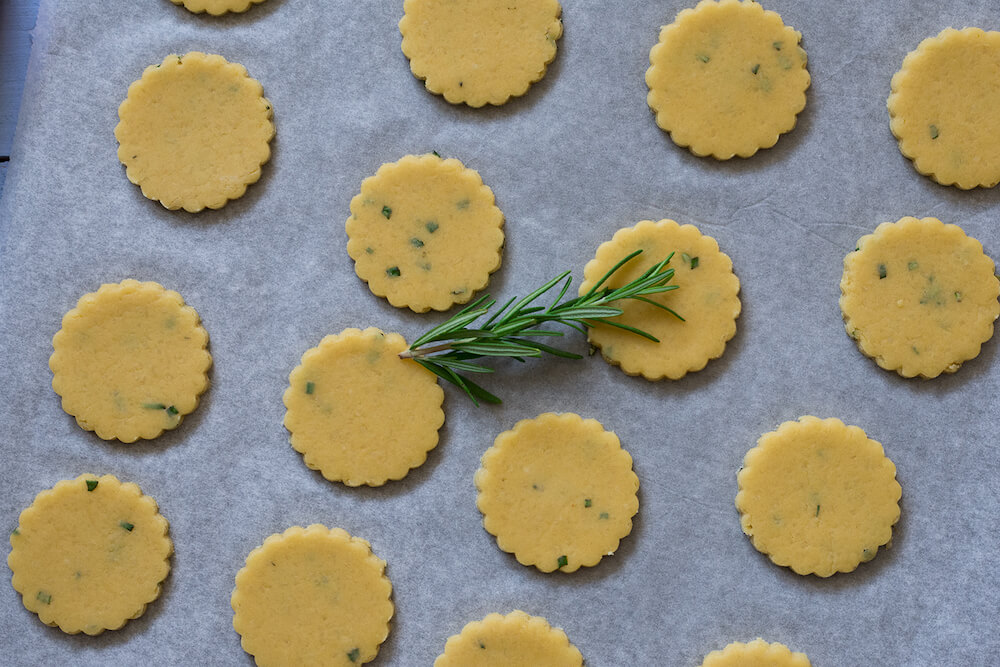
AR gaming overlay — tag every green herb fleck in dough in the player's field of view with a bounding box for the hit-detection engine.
[386,266,401,277]
[850,328,860,340]
[912,346,920,355]
[165,317,176,329]
[120,521,134,532]
[451,288,467,296]
[347,648,361,663]
[420,262,432,271]
[930,124,939,140]
[599,512,609,520]
[689,256,699,270]
[36,591,52,605]
[478,641,486,650]
[426,221,439,233]
[862,547,875,561]
[456,199,470,210]
[584,498,592,508]
[557,555,568,569]
[12,528,20,536]
[432,151,441,157]
[878,264,887,279]
[143,403,167,410]
[86,480,99,492]
[166,405,179,416]
[305,382,315,395]
[815,504,820,517]
[778,54,793,70]
[773,41,783,51]
[751,63,760,75]
[697,54,711,63]
[532,484,541,491]
[588,345,598,357]
[908,261,918,271]
[365,247,374,255]
[411,238,425,248]
[381,205,392,220]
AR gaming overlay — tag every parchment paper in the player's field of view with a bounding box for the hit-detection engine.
[1,0,998,664]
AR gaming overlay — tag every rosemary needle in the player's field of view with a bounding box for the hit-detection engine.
[399,250,683,405]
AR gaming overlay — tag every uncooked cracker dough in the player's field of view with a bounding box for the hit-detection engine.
[700,639,811,667]
[736,416,902,577]
[232,525,393,666]
[646,0,809,159]
[840,216,999,378]
[169,0,267,15]
[49,279,212,443]
[475,413,638,573]
[399,0,563,107]
[434,610,583,667]
[8,474,172,635]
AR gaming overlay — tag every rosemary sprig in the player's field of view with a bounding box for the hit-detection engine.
[399,250,683,405]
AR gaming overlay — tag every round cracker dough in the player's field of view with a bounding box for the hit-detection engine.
[115,52,274,212]
[283,327,445,486]
[840,216,999,379]
[736,416,902,577]
[475,413,638,573]
[646,0,810,159]
[169,0,267,15]
[49,279,212,443]
[399,0,563,107]
[435,610,583,667]
[232,525,393,666]
[700,639,811,667]
[346,154,505,312]
[579,220,741,380]
[8,474,172,635]
[888,28,1000,189]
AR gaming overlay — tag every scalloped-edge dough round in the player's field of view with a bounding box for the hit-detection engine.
[840,216,999,379]
[888,28,1000,189]
[283,327,445,486]
[399,0,563,107]
[169,0,267,15]
[434,610,583,666]
[49,279,212,443]
[579,219,741,380]
[700,638,811,667]
[346,154,505,312]
[736,416,902,577]
[8,474,172,635]
[475,412,639,573]
[115,52,274,212]
[232,524,393,666]
[646,0,810,159]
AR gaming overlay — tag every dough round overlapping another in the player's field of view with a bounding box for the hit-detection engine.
[435,610,583,667]
[399,0,563,107]
[840,216,999,378]
[700,639,811,667]
[283,328,445,486]
[646,0,809,159]
[232,525,393,666]
[50,279,212,443]
[736,416,902,577]
[888,28,1000,189]
[8,474,172,635]
[346,154,505,312]
[115,52,274,212]
[475,413,638,573]
[580,219,741,380]
[169,0,267,15]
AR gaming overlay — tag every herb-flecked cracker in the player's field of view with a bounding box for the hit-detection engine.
[646,0,809,159]
[736,416,902,577]
[50,279,211,443]
[399,0,563,107]
[840,216,999,379]
[346,154,505,312]
[434,610,583,667]
[169,0,267,15]
[283,328,445,486]
[115,52,274,212]
[888,28,1000,189]
[700,639,811,667]
[475,413,638,573]
[8,474,172,635]
[580,219,740,380]
[232,525,393,666]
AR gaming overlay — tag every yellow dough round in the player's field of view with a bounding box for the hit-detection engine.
[475,413,638,573]
[736,416,902,577]
[435,610,583,667]
[399,0,563,107]
[700,639,811,667]
[840,216,999,379]
[49,279,212,443]
[169,0,267,15]
[8,474,172,635]
[115,52,274,212]
[888,28,1000,189]
[232,525,393,666]
[579,220,741,380]
[346,154,505,312]
[646,0,810,159]
[283,327,445,486]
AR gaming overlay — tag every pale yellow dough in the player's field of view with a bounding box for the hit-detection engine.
[840,216,999,379]
[736,416,902,577]
[888,28,1000,189]
[115,52,274,212]
[580,220,741,380]
[399,0,563,107]
[646,0,809,159]
[50,279,212,443]
[8,474,172,635]
[435,610,583,667]
[283,328,445,486]
[346,154,505,312]
[475,413,638,573]
[700,639,811,667]
[170,0,267,15]
[232,525,393,666]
